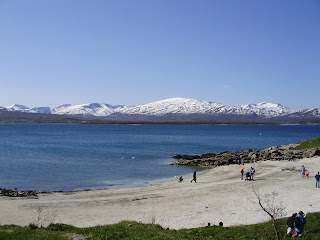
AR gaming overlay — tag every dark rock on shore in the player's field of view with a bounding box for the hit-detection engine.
[0,188,37,197]
[173,154,201,160]
[171,143,320,167]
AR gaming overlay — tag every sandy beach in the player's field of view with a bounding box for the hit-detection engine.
[1,157,320,230]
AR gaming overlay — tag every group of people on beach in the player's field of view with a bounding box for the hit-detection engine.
[180,163,320,189]
[301,165,320,188]
[240,166,255,181]
[287,211,307,238]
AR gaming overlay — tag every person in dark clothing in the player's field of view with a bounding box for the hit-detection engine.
[315,172,320,188]
[191,170,197,183]
[237,156,241,165]
[245,171,251,181]
[287,212,297,236]
[293,211,306,237]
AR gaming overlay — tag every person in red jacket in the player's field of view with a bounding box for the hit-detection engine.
[240,168,244,180]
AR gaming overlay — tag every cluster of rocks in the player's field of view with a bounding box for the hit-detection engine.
[0,188,37,197]
[171,144,320,167]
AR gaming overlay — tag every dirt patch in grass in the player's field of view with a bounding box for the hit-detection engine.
[63,233,88,240]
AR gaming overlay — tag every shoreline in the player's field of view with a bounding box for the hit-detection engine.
[1,170,203,195]
[1,157,320,229]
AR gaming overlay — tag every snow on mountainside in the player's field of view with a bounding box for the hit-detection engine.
[6,104,30,111]
[118,98,225,115]
[286,108,320,118]
[117,98,294,117]
[240,102,295,117]
[5,103,126,117]
[3,98,318,119]
[50,103,126,116]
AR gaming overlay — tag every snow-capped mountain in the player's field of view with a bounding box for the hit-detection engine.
[286,108,320,118]
[239,102,295,117]
[2,98,319,122]
[117,98,295,117]
[118,98,225,115]
[50,103,126,116]
[6,104,30,111]
[5,103,126,117]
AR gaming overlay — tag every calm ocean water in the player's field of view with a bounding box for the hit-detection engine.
[0,123,320,192]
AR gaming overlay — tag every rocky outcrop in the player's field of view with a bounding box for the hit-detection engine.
[170,143,320,167]
[0,188,37,197]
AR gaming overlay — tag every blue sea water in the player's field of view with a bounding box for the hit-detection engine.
[0,123,320,192]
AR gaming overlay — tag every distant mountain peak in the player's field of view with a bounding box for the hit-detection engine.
[6,104,30,111]
[2,98,319,121]
[118,97,225,116]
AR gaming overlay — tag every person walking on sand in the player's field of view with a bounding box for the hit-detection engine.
[191,170,197,183]
[315,172,320,188]
[301,165,305,178]
[240,168,244,180]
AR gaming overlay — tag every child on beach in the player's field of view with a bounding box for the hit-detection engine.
[305,171,309,180]
[245,171,251,181]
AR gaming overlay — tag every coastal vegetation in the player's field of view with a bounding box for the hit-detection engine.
[0,212,319,239]
[294,137,320,150]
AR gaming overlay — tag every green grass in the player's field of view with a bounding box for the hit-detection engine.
[0,212,320,240]
[294,137,320,150]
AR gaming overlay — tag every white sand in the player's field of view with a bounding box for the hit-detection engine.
[1,157,320,229]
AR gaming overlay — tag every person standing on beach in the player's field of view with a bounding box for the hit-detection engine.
[315,172,320,188]
[240,168,244,180]
[237,156,241,165]
[250,167,255,180]
[191,170,197,183]
[301,165,305,178]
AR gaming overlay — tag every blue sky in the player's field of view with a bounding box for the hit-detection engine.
[0,0,319,110]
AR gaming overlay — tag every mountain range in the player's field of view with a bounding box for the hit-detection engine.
[1,98,320,123]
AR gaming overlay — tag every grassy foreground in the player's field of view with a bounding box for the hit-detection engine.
[294,137,320,150]
[0,212,320,240]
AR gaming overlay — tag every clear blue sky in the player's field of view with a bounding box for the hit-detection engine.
[0,0,319,110]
